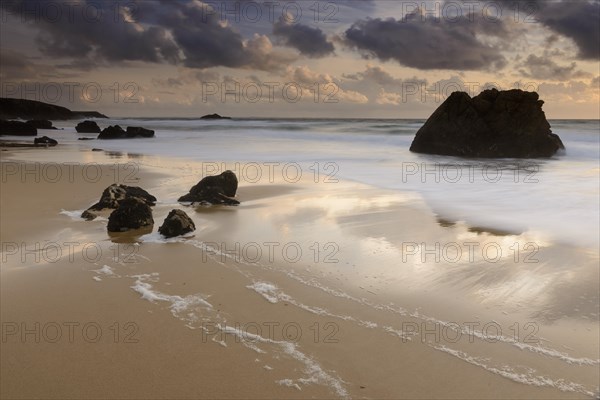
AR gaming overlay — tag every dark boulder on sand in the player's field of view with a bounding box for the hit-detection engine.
[85,184,156,213]
[200,113,231,120]
[97,125,154,139]
[34,136,58,146]
[107,197,154,232]
[0,120,37,136]
[76,120,101,133]
[409,89,565,158]
[178,170,239,205]
[26,120,57,130]
[159,209,196,238]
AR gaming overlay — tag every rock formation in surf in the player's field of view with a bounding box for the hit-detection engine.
[82,184,157,220]
[97,125,155,139]
[159,209,196,238]
[107,197,154,232]
[178,170,239,206]
[409,89,564,158]
[76,120,101,134]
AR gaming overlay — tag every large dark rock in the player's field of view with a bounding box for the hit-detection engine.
[159,209,196,238]
[86,184,156,212]
[26,120,56,130]
[76,120,101,133]
[0,98,107,120]
[200,113,231,120]
[178,170,239,205]
[0,120,37,136]
[34,136,58,146]
[409,89,565,158]
[107,197,154,232]
[97,125,154,139]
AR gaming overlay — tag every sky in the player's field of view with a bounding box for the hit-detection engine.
[0,0,599,118]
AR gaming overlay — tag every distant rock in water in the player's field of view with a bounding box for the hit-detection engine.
[0,120,37,136]
[178,170,239,205]
[26,120,57,130]
[159,209,196,238]
[76,120,101,133]
[126,126,155,138]
[107,197,154,232]
[200,113,231,120]
[0,98,107,120]
[34,136,58,146]
[97,125,155,139]
[85,184,156,213]
[409,89,565,158]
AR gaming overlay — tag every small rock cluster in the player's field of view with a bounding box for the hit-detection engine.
[82,170,239,237]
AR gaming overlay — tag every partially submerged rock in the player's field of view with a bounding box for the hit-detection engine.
[409,89,565,158]
[26,120,57,130]
[126,126,154,138]
[81,209,98,221]
[0,120,37,136]
[76,120,101,133]
[159,209,196,238]
[85,184,156,212]
[178,170,239,205]
[33,136,58,146]
[97,125,155,139]
[107,197,154,232]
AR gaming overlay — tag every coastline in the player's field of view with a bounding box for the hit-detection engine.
[1,146,598,399]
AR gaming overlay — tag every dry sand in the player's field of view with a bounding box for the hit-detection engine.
[1,148,598,399]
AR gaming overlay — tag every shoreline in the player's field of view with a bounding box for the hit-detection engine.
[1,147,599,399]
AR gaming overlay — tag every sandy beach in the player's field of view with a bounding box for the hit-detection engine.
[1,146,598,399]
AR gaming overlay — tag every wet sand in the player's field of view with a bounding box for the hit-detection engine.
[1,148,598,399]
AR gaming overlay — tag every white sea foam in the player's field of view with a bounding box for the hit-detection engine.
[94,265,115,275]
[59,209,107,221]
[219,324,348,398]
[130,274,213,320]
[435,345,597,397]
[281,271,599,366]
[246,282,279,303]
[59,209,85,219]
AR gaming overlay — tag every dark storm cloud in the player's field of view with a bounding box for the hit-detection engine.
[536,1,600,60]
[1,0,180,64]
[495,0,600,60]
[272,16,334,57]
[0,0,294,71]
[343,9,509,70]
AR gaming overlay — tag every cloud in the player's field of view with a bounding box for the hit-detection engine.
[496,0,600,60]
[343,9,509,70]
[517,54,591,81]
[0,0,295,71]
[0,49,79,80]
[1,1,180,64]
[272,16,335,57]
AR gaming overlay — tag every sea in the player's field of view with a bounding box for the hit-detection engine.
[37,117,600,250]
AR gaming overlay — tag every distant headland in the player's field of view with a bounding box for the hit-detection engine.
[0,98,108,120]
